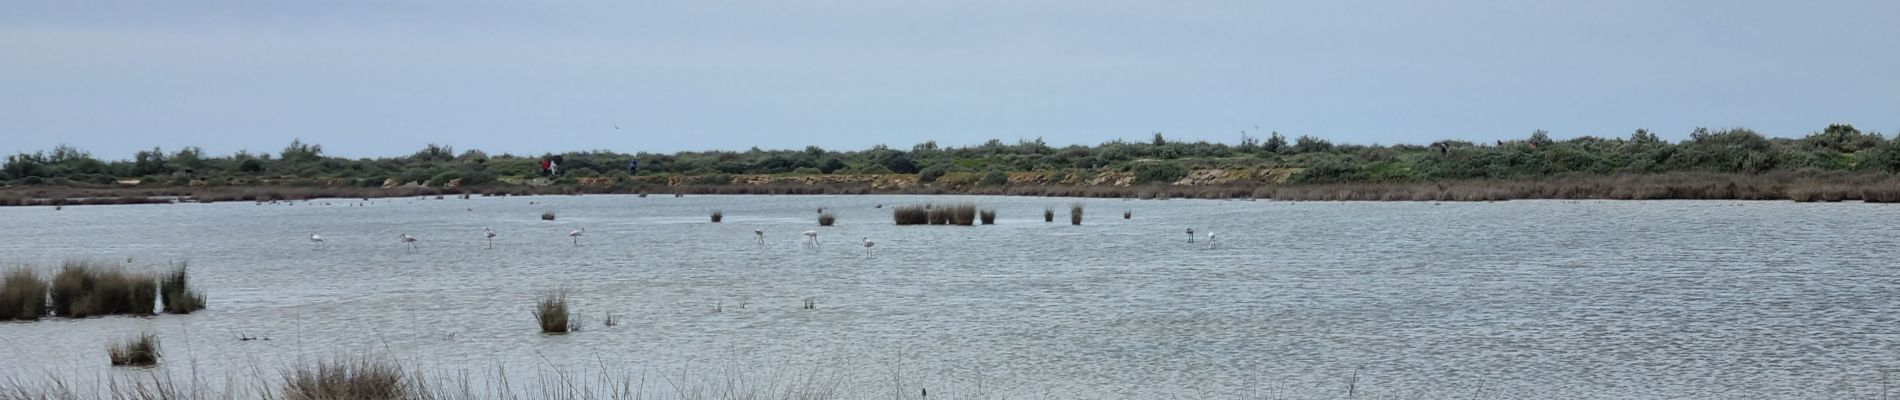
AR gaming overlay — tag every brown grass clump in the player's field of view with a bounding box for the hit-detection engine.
[893,205,928,225]
[1044,207,1054,222]
[710,209,723,223]
[50,262,156,318]
[1,268,49,320]
[540,211,556,220]
[942,203,977,225]
[159,263,205,314]
[281,357,408,400]
[533,290,574,334]
[107,333,160,367]
[1069,203,1084,225]
[980,208,996,225]
[818,211,836,226]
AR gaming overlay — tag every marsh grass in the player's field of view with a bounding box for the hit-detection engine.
[1123,209,1132,219]
[926,208,947,225]
[0,267,49,320]
[1069,203,1084,225]
[892,205,928,225]
[50,262,157,318]
[158,263,205,314]
[979,208,996,225]
[1043,207,1054,222]
[711,209,724,223]
[818,211,836,226]
[943,203,976,225]
[281,357,407,400]
[107,333,160,367]
[533,290,574,334]
[540,211,556,221]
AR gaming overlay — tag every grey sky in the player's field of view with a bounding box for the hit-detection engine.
[3,0,1896,159]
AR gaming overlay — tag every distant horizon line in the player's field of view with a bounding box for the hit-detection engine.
[11,123,1884,162]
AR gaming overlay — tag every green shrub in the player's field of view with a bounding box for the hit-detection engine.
[1132,161,1186,184]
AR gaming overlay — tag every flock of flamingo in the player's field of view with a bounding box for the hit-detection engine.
[308,226,888,254]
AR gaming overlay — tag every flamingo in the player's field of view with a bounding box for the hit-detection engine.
[754,229,765,245]
[568,227,585,245]
[1207,232,1217,249]
[398,234,419,251]
[802,230,819,246]
[309,234,325,249]
[1186,228,1196,243]
[483,227,497,249]
[861,237,875,255]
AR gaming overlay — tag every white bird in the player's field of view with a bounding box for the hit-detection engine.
[309,234,325,249]
[1207,232,1217,249]
[755,229,765,245]
[398,234,419,251]
[803,230,819,246]
[861,237,875,255]
[483,227,497,249]
[1186,228,1196,243]
[568,227,585,245]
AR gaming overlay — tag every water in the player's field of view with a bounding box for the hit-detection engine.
[2,195,1898,399]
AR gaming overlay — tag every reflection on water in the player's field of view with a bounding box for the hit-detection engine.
[2,196,1898,399]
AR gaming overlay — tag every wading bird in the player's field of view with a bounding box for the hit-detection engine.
[309,234,325,249]
[398,234,419,251]
[568,228,586,245]
[1207,232,1217,249]
[1186,228,1196,243]
[803,230,819,246]
[755,229,765,245]
[861,238,876,255]
[483,227,497,249]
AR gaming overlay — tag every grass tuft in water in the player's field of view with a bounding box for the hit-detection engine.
[540,211,556,221]
[980,208,996,225]
[0,268,49,321]
[818,211,836,226]
[711,209,723,223]
[532,290,574,334]
[943,203,977,225]
[892,205,928,225]
[159,262,205,314]
[50,261,156,318]
[107,332,160,367]
[1044,207,1054,222]
[1070,203,1084,225]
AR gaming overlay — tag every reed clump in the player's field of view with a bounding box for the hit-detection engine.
[1044,207,1054,222]
[926,207,947,225]
[533,290,574,334]
[710,209,723,223]
[943,203,977,225]
[818,211,836,226]
[282,357,408,400]
[1,268,49,320]
[540,211,556,220]
[1069,203,1084,225]
[159,263,206,314]
[50,262,157,318]
[1123,209,1132,219]
[107,332,160,367]
[892,205,928,225]
[980,208,996,225]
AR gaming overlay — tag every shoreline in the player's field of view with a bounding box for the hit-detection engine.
[4,172,1899,206]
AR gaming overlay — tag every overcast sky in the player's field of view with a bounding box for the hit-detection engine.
[3,0,1896,159]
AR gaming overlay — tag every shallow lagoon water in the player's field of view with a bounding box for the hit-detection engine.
[2,195,1898,399]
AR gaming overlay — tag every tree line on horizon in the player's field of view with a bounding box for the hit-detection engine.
[4,124,1898,188]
